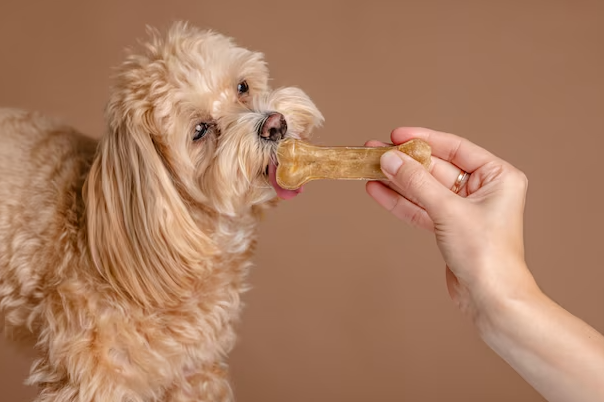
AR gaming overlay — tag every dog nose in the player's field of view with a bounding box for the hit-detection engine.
[259,112,287,141]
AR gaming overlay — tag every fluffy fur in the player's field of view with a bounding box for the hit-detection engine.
[0,22,323,402]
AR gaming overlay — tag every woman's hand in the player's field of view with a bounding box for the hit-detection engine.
[366,127,604,402]
[365,127,538,322]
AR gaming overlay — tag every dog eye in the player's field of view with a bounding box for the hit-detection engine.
[237,80,249,95]
[193,123,209,141]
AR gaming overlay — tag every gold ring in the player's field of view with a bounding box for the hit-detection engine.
[451,170,469,194]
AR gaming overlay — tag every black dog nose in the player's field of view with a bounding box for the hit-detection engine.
[259,112,287,141]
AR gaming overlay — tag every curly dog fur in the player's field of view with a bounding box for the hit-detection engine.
[0,21,323,401]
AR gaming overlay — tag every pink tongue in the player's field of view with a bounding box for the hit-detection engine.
[268,161,303,200]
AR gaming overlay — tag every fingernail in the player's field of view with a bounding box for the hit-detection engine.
[381,151,403,176]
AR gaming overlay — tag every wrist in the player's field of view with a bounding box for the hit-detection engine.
[468,268,604,402]
[468,260,543,339]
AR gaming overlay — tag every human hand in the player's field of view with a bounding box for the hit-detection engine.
[366,127,539,323]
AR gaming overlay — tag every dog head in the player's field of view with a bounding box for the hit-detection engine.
[84,22,323,307]
[107,22,323,216]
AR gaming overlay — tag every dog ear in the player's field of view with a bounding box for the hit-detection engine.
[83,113,216,308]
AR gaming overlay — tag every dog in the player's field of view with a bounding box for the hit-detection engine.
[0,21,323,402]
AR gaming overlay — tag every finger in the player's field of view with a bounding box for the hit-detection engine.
[366,181,434,231]
[364,139,389,147]
[382,179,405,197]
[382,157,470,198]
[390,127,497,174]
[365,139,440,197]
[380,150,457,211]
[367,139,470,197]
[430,156,470,197]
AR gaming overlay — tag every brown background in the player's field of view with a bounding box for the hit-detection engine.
[1,1,603,401]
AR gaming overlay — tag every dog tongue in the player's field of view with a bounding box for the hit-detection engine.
[268,161,303,200]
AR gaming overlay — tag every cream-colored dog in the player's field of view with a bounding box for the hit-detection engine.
[0,22,323,402]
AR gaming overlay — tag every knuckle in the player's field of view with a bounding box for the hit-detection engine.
[408,207,426,228]
[498,164,529,194]
[518,170,529,187]
[481,161,505,183]
[402,167,426,193]
[387,194,402,213]
[509,167,529,188]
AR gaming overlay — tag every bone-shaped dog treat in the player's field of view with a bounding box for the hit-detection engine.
[275,138,432,190]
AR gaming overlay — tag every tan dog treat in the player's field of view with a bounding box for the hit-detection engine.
[275,138,432,190]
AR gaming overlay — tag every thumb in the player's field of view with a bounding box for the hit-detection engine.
[380,150,454,211]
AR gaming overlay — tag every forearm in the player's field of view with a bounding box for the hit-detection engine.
[476,278,604,402]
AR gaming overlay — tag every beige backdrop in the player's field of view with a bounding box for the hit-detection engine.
[1,1,603,401]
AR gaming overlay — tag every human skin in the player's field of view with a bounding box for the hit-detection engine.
[365,127,604,402]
